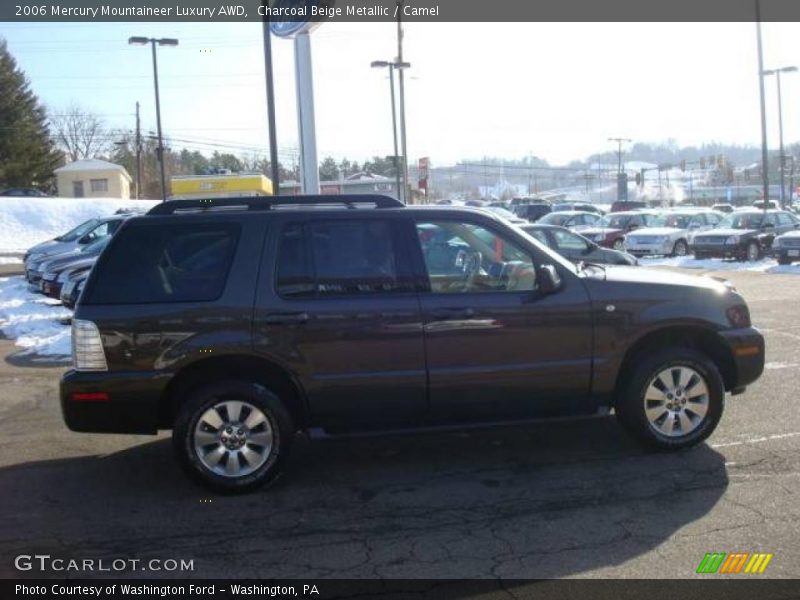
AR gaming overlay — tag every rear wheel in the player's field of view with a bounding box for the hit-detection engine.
[671,240,688,257]
[612,238,625,251]
[173,380,294,493]
[615,348,724,450]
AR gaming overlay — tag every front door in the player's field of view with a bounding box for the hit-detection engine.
[255,216,427,431]
[413,217,594,422]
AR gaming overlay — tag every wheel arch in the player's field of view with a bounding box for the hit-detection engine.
[613,325,737,402]
[159,354,309,431]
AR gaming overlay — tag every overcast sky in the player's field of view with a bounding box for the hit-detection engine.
[3,21,800,167]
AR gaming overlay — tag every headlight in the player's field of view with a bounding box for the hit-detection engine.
[726,304,751,328]
[43,271,56,281]
[725,236,740,244]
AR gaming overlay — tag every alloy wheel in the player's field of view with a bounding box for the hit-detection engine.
[643,366,709,438]
[193,400,274,477]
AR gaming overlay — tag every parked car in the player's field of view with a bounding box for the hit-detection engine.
[24,215,128,271]
[538,210,602,232]
[512,202,552,222]
[752,200,780,210]
[60,195,764,493]
[609,200,647,213]
[60,270,90,309]
[551,203,604,215]
[625,210,723,257]
[484,206,528,225]
[0,187,49,197]
[692,210,800,261]
[711,203,734,214]
[769,230,800,265]
[521,224,637,266]
[579,211,659,250]
[39,238,109,298]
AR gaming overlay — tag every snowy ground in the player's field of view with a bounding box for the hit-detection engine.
[0,256,23,265]
[0,196,158,252]
[639,255,800,274]
[0,276,71,357]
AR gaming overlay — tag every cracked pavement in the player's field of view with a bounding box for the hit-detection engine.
[1,266,799,579]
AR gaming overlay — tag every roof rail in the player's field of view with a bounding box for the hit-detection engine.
[146,194,404,215]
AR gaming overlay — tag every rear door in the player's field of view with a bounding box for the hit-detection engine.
[254,214,427,431]
[411,215,593,422]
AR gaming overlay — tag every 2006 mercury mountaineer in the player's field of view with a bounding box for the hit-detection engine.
[61,196,765,492]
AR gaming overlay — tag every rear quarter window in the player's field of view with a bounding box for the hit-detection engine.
[84,222,240,304]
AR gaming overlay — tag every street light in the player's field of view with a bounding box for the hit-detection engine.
[371,59,410,203]
[762,66,798,207]
[128,36,178,201]
[608,137,632,174]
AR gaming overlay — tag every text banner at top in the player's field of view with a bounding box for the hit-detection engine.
[3,0,800,23]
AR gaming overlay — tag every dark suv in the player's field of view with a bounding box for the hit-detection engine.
[61,196,765,493]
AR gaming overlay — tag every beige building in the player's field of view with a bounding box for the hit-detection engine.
[55,159,132,199]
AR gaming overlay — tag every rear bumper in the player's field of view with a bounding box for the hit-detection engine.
[60,369,171,434]
[718,327,765,391]
[770,247,800,262]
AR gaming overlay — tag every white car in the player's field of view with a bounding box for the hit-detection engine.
[625,210,723,257]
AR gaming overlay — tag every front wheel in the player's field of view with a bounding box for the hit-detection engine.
[173,380,294,493]
[615,348,724,450]
[745,241,761,262]
[671,240,688,257]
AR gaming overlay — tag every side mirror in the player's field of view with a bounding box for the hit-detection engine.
[538,264,562,294]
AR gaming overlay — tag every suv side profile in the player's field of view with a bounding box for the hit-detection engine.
[61,196,765,493]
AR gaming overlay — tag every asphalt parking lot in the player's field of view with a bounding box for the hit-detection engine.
[1,264,799,580]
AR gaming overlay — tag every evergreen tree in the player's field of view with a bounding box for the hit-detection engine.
[0,39,62,189]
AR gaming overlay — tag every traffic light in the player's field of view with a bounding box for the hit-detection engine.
[635,171,642,186]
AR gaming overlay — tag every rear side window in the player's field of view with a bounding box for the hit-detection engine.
[276,219,414,298]
[85,223,240,304]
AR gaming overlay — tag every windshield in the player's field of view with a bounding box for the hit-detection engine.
[539,213,571,226]
[650,213,693,228]
[718,213,764,230]
[597,214,632,229]
[55,218,100,242]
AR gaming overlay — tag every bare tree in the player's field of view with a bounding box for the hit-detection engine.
[49,104,108,161]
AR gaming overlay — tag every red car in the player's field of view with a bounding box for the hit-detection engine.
[579,211,658,250]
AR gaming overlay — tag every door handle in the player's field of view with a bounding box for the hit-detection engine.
[430,307,475,320]
[263,312,310,325]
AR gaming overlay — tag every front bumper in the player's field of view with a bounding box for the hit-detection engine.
[627,241,673,256]
[60,369,172,434]
[770,246,800,262]
[41,279,62,299]
[718,327,765,391]
[692,243,743,258]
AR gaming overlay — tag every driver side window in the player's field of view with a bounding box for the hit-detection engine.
[416,221,536,294]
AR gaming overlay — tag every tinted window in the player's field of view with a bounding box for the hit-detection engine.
[276,219,414,298]
[417,221,536,293]
[86,223,239,304]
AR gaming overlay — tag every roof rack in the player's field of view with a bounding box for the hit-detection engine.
[147,194,404,215]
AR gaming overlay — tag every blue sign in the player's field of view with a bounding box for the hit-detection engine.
[268,0,320,38]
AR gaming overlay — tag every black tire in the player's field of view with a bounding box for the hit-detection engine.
[745,241,761,262]
[615,347,724,450]
[777,256,792,266]
[173,380,294,493]
[671,239,688,257]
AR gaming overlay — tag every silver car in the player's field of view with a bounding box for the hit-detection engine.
[625,210,723,257]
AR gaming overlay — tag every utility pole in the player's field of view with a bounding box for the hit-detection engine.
[755,0,770,213]
[608,137,631,174]
[134,101,142,199]
[396,0,410,204]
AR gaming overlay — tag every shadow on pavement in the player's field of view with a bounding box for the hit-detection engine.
[0,416,728,578]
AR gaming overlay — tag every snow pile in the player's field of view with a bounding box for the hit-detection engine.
[0,196,158,253]
[640,256,800,274]
[0,276,71,357]
[0,256,23,265]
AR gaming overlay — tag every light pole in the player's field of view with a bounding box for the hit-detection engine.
[763,66,798,208]
[755,1,770,213]
[371,59,409,203]
[608,137,631,174]
[396,1,410,204]
[128,36,178,202]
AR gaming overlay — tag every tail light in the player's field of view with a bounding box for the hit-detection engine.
[71,319,108,371]
[726,305,751,328]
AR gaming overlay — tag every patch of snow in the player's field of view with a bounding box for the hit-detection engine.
[639,256,800,274]
[0,276,72,356]
[0,256,23,265]
[0,196,158,253]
